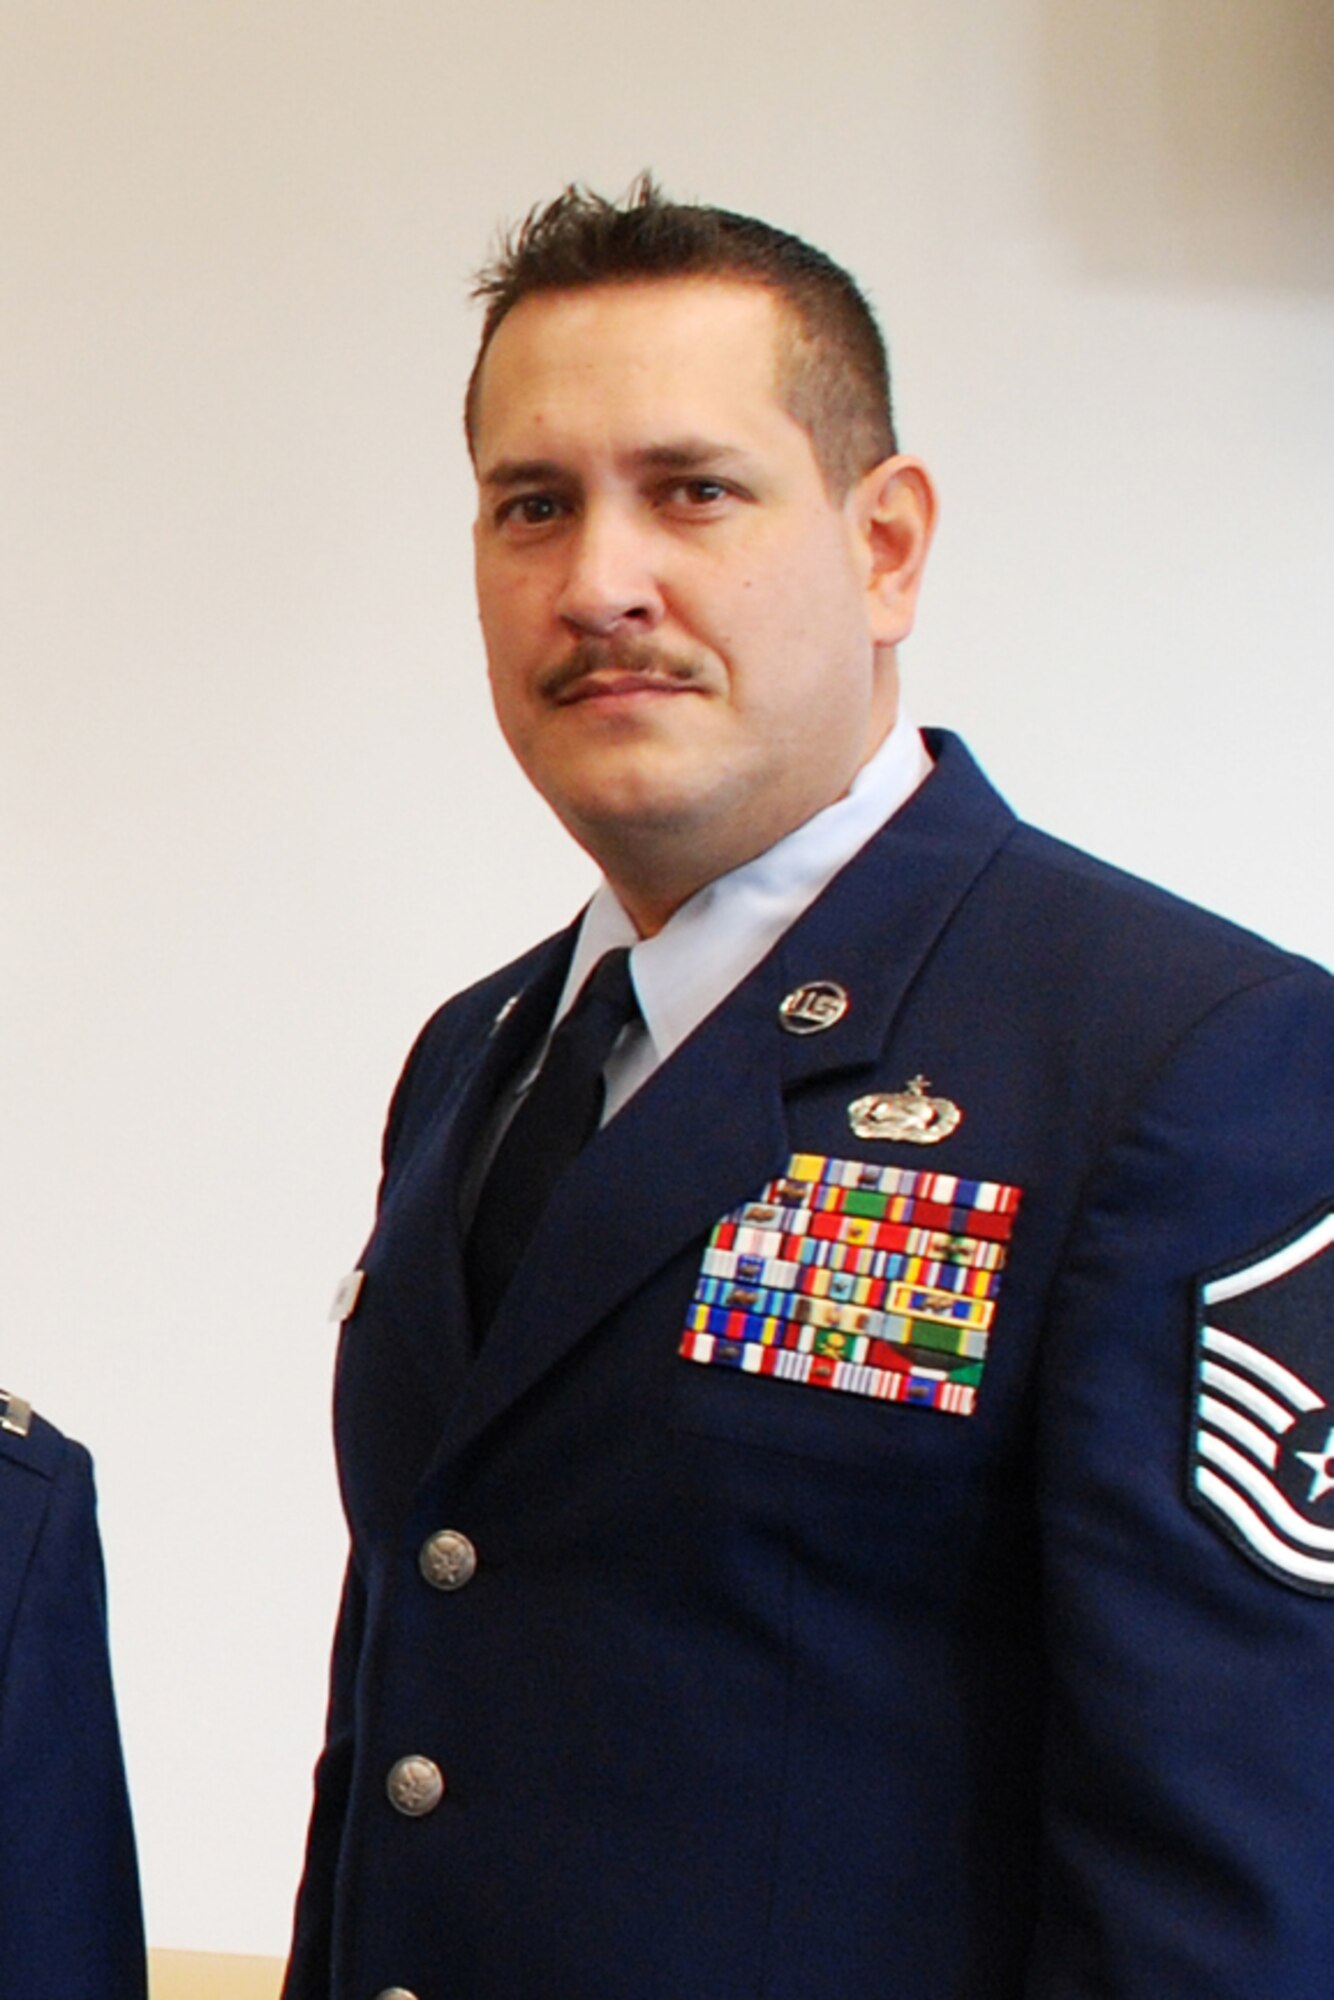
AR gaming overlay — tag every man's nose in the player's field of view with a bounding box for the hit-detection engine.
[555,508,665,636]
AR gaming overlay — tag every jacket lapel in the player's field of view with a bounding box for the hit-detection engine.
[437,733,1016,1462]
[369,929,576,1430]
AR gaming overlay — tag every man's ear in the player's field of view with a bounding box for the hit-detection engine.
[852,455,937,648]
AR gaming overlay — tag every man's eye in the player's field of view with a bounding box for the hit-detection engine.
[499,494,563,527]
[664,479,733,510]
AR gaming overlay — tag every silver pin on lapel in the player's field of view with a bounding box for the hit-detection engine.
[849,1075,962,1145]
[0,1391,33,1437]
[329,1270,365,1322]
[779,980,850,1036]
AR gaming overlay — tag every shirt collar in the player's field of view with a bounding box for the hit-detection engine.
[557,707,932,1065]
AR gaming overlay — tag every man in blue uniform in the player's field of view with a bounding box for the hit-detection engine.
[284,182,1334,1997]
[0,1391,146,1996]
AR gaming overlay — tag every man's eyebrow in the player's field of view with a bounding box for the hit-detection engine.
[633,440,753,473]
[479,441,756,489]
[479,457,571,490]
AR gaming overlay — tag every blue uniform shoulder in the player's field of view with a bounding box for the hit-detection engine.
[0,1400,84,1487]
[999,817,1324,988]
[899,735,1331,1122]
[923,729,1321,988]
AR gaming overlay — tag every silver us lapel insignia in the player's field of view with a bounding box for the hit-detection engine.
[0,1391,33,1437]
[849,1075,962,1145]
[779,980,850,1035]
[1190,1207,1334,1595]
[329,1269,365,1323]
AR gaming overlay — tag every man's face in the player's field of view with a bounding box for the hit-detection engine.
[471,278,911,930]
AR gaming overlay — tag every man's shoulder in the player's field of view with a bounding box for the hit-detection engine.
[0,1397,84,1489]
[914,730,1327,997]
[997,816,1325,996]
[0,1404,92,1602]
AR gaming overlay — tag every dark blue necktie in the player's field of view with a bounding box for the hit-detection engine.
[466,948,640,1338]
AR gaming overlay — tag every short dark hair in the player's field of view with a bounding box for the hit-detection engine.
[465,175,897,495]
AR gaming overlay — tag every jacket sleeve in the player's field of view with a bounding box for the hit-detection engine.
[1028,964,1334,1994]
[0,1435,147,1999]
[282,1552,366,1998]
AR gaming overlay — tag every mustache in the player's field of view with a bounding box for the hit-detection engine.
[538,637,706,702]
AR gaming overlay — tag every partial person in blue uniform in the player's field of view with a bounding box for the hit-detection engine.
[0,1390,147,1997]
[283,181,1334,1999]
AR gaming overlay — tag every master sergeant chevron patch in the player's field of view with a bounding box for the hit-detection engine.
[1191,1207,1334,1594]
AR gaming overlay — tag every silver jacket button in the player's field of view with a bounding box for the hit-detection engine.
[419,1528,478,1591]
[385,1755,445,1817]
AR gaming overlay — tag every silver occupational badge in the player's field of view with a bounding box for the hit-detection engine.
[848,1075,963,1145]
[778,980,850,1035]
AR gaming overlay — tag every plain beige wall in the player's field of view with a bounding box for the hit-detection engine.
[3,0,1331,1957]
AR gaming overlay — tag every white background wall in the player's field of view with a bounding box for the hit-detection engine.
[3,0,1331,1957]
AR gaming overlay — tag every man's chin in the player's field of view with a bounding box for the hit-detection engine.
[556,787,710,843]
[541,768,728,854]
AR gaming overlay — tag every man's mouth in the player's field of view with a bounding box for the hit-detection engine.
[556,670,694,706]
[539,638,705,706]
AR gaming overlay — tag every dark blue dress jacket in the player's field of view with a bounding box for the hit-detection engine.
[285,733,1334,1998]
[0,1409,146,1997]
